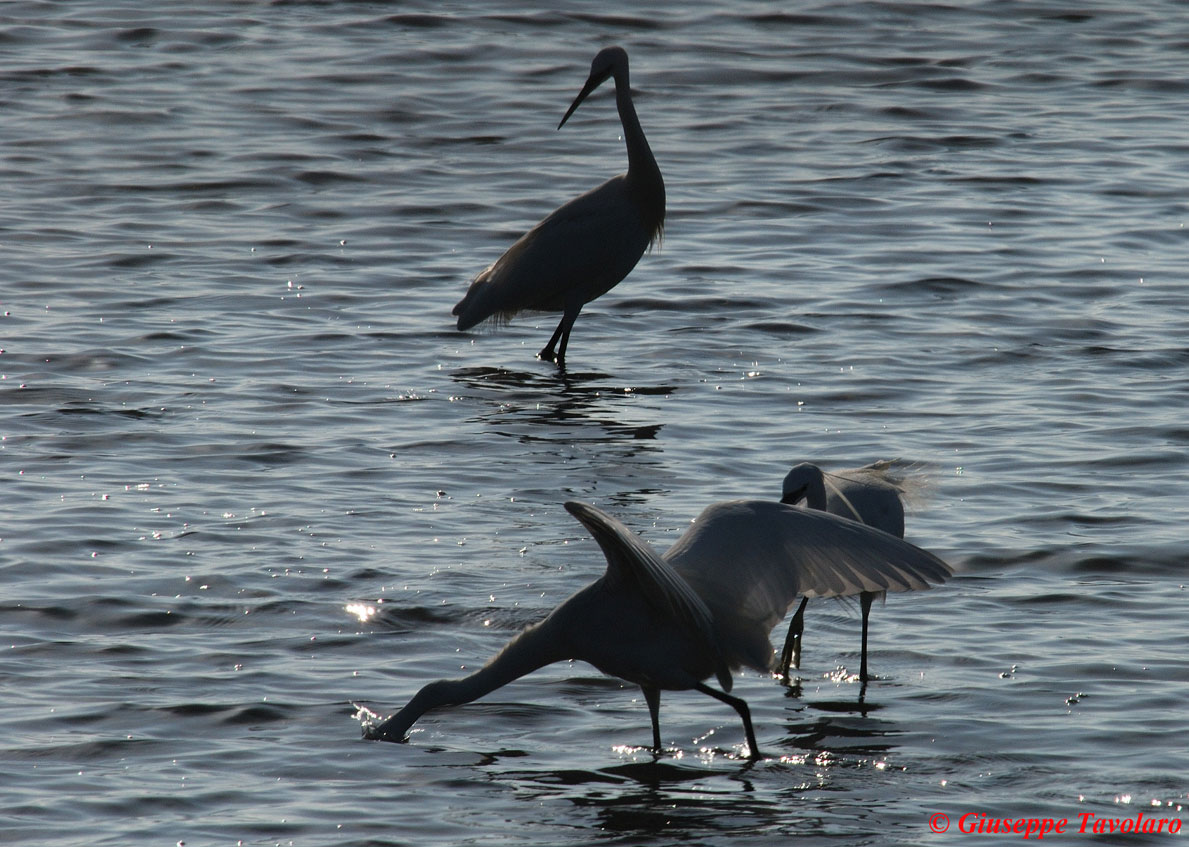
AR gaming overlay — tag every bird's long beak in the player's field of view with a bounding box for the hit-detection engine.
[558,69,610,130]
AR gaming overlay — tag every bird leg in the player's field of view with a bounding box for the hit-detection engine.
[537,320,565,364]
[693,682,761,759]
[778,596,809,680]
[641,685,662,752]
[537,307,579,368]
[859,591,874,683]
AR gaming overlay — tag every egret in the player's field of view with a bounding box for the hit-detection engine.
[451,46,665,368]
[777,461,913,682]
[366,498,950,758]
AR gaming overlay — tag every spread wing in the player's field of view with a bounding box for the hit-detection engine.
[663,500,952,652]
[563,501,731,690]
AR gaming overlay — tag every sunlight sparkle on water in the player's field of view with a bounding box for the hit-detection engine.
[345,603,377,623]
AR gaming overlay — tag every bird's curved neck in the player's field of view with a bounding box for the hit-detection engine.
[612,70,663,196]
[377,616,568,739]
[808,478,827,510]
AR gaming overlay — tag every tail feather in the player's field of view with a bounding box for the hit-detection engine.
[452,271,497,331]
[452,256,524,331]
[453,282,518,331]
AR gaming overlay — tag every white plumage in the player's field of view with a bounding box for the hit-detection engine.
[368,498,950,757]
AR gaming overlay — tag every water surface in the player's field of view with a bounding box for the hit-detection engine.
[1,1,1187,844]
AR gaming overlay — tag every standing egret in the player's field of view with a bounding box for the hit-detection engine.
[451,45,665,368]
[777,461,912,682]
[366,498,950,758]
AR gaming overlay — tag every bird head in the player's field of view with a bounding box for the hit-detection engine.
[780,462,822,505]
[558,46,628,130]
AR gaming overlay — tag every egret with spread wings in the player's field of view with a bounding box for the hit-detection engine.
[366,498,950,758]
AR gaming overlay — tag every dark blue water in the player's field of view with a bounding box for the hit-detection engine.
[2,2,1187,844]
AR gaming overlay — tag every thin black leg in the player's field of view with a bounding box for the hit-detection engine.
[538,307,579,367]
[693,682,761,759]
[641,685,662,752]
[779,596,808,679]
[538,318,566,363]
[859,591,874,683]
[554,320,573,368]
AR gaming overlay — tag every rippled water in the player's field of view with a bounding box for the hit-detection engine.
[2,1,1187,844]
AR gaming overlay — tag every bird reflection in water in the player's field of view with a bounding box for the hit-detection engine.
[450,364,669,445]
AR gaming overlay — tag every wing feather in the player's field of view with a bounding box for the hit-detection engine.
[563,501,720,659]
[453,176,650,328]
[664,500,952,643]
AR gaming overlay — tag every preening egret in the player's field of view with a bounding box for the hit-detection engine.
[777,461,912,682]
[451,45,665,368]
[366,498,950,758]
